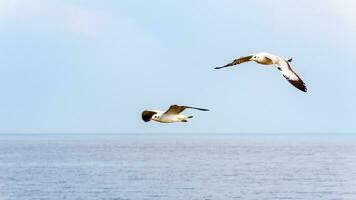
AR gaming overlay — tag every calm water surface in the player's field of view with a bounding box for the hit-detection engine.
[0,134,355,200]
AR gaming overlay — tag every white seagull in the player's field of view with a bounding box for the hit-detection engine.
[215,52,307,92]
[142,105,209,123]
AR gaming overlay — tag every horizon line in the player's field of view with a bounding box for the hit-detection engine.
[0,132,355,136]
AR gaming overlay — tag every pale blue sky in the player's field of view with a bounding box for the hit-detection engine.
[0,0,355,134]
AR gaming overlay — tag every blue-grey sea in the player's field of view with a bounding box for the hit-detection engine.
[0,134,356,200]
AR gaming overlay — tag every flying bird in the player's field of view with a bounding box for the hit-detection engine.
[215,52,307,92]
[142,105,209,123]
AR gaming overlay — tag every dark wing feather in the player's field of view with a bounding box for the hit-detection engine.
[215,55,253,69]
[184,106,209,111]
[285,78,307,92]
[164,105,209,115]
[277,59,307,92]
[233,55,253,65]
[164,105,186,115]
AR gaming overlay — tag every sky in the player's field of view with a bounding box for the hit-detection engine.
[0,0,355,134]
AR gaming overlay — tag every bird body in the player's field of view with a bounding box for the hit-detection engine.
[155,114,191,123]
[151,111,190,123]
[215,52,307,92]
[142,105,208,123]
[251,52,275,65]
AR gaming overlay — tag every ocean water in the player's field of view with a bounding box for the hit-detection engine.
[0,134,356,200]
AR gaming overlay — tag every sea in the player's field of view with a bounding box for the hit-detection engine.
[0,134,355,200]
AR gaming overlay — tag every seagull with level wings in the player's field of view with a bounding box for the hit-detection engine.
[215,52,307,92]
[142,105,209,123]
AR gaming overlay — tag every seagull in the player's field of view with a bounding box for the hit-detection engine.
[215,52,307,92]
[142,105,209,123]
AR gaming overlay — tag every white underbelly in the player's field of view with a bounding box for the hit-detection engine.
[157,115,186,123]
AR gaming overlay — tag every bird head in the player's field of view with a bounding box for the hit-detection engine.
[250,55,258,62]
[142,111,157,122]
[151,114,160,121]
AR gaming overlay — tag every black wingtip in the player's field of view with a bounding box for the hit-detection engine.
[299,88,307,92]
[298,82,307,93]
[289,79,307,92]
[215,63,232,69]
[301,87,307,92]
[295,83,307,93]
[198,108,210,111]
[186,106,210,111]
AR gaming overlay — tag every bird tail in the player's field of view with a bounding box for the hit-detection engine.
[187,116,193,118]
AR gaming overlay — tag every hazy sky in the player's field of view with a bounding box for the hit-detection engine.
[0,0,355,134]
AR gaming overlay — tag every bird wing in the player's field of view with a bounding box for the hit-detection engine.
[164,105,209,115]
[274,59,307,92]
[141,110,157,122]
[215,55,253,69]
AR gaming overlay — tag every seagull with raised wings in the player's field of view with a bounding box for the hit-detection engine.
[215,52,307,92]
[141,105,209,123]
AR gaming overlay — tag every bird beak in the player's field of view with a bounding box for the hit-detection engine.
[214,63,233,69]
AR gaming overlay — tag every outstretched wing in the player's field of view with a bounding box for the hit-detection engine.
[141,110,157,122]
[275,59,307,92]
[215,55,253,69]
[164,105,209,115]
